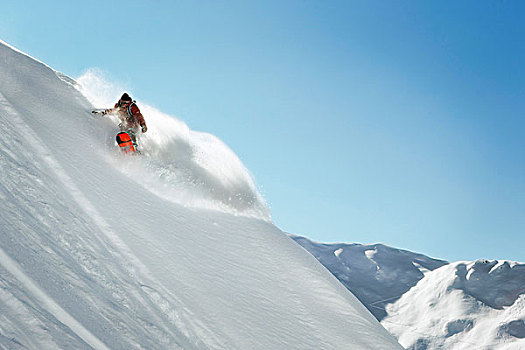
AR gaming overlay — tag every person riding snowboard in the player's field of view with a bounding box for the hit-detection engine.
[99,92,148,147]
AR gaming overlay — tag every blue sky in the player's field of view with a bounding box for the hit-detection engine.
[2,1,524,262]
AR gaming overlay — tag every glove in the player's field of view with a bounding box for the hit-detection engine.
[142,125,148,133]
[91,109,108,115]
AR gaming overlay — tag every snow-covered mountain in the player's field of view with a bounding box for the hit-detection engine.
[290,235,448,320]
[384,260,525,350]
[0,41,401,349]
[292,235,525,349]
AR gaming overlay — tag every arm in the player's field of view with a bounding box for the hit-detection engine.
[99,103,119,115]
[131,104,148,132]
[103,103,119,115]
[91,103,117,115]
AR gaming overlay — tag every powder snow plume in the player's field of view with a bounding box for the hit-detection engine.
[76,69,270,220]
[0,41,403,349]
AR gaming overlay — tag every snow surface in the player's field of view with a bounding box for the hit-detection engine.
[291,236,525,349]
[0,41,401,349]
[383,260,525,350]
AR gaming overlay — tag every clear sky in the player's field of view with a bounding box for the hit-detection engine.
[2,1,524,262]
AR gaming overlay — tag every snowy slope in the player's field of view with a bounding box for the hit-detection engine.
[0,41,401,349]
[290,236,448,320]
[384,260,525,350]
[290,236,525,349]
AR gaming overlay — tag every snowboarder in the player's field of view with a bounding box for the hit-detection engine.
[96,92,148,148]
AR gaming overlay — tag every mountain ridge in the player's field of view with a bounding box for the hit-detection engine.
[291,235,525,349]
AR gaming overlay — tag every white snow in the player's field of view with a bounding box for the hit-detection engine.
[364,248,377,260]
[0,41,401,349]
[383,261,525,350]
[412,261,431,274]
[291,235,525,350]
[290,235,447,321]
[0,246,110,350]
[291,236,525,349]
[76,68,271,220]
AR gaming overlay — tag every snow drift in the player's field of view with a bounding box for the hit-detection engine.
[0,40,401,349]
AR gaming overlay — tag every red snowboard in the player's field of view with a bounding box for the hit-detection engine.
[116,132,136,154]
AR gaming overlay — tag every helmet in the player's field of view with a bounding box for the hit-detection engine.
[118,93,132,107]
[120,93,132,102]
